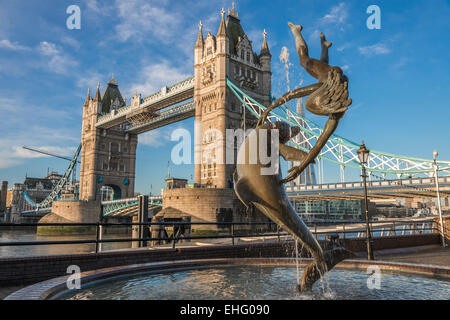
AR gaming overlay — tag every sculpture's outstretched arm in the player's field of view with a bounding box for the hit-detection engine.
[257,84,320,128]
[282,112,343,184]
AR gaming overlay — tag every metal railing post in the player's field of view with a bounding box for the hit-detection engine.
[95,222,100,253]
[172,223,176,249]
[98,223,103,253]
[231,223,235,245]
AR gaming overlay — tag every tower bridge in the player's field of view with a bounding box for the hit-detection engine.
[15,4,450,226]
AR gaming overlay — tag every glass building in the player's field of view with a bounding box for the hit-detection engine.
[292,199,364,222]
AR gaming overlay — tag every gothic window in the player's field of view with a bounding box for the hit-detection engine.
[102,161,108,170]
[207,47,212,55]
[241,50,244,60]
[119,162,124,172]
[123,146,128,153]
[110,162,118,171]
[247,69,250,78]
[234,65,239,74]
[246,52,250,62]
[111,142,119,153]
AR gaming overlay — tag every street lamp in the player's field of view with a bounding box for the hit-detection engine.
[357,141,375,260]
[433,150,446,247]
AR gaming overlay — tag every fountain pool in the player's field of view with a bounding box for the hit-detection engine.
[47,260,449,300]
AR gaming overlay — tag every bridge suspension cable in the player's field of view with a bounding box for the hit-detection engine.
[226,78,450,178]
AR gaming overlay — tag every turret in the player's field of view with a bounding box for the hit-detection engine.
[93,82,102,114]
[84,88,91,107]
[216,8,229,55]
[260,29,271,72]
[194,21,204,65]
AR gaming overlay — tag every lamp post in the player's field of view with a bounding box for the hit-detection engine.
[357,141,374,260]
[433,150,446,247]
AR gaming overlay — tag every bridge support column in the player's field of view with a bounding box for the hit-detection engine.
[132,195,149,248]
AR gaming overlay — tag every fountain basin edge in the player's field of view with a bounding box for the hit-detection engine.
[4,258,450,300]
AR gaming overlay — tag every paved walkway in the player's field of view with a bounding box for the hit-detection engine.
[374,244,450,267]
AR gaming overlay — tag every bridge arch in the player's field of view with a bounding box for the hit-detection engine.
[99,184,122,201]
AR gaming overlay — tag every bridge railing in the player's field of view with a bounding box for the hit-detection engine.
[0,219,442,257]
[286,176,450,193]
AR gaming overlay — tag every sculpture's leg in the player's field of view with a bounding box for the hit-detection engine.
[320,32,332,64]
[288,22,320,80]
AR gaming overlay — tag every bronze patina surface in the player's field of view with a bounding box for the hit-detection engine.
[234,22,354,291]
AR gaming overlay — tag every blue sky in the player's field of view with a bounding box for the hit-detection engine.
[0,0,449,194]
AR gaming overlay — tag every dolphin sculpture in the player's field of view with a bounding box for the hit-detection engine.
[234,23,354,291]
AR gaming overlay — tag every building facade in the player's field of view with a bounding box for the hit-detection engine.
[193,7,272,188]
[79,77,138,201]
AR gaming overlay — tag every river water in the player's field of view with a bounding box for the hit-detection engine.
[0,229,132,258]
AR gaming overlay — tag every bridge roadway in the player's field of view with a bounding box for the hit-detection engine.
[96,77,194,132]
[286,176,450,201]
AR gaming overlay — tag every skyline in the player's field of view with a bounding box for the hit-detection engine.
[1,0,450,194]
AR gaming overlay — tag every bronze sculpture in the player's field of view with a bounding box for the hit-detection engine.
[234,23,354,291]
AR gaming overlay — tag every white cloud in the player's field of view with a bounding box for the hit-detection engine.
[115,0,180,43]
[39,41,59,56]
[358,43,391,56]
[11,146,77,159]
[85,0,102,13]
[0,96,79,170]
[60,36,81,50]
[139,125,187,148]
[38,41,78,74]
[126,60,191,97]
[0,39,30,51]
[76,71,106,90]
[321,2,349,25]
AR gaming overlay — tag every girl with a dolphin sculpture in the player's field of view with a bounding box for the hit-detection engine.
[234,22,355,292]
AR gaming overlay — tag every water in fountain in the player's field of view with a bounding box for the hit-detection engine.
[295,240,300,290]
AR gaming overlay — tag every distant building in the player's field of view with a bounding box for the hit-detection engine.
[292,199,377,221]
[7,172,75,222]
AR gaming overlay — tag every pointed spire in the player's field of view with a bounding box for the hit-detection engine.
[260,29,271,56]
[217,8,227,37]
[108,73,118,86]
[94,81,101,102]
[195,21,204,48]
[228,1,239,18]
[84,88,91,105]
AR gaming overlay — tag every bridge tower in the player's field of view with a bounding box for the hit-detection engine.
[79,77,137,201]
[193,5,272,188]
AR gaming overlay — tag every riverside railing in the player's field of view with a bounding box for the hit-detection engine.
[0,219,442,255]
